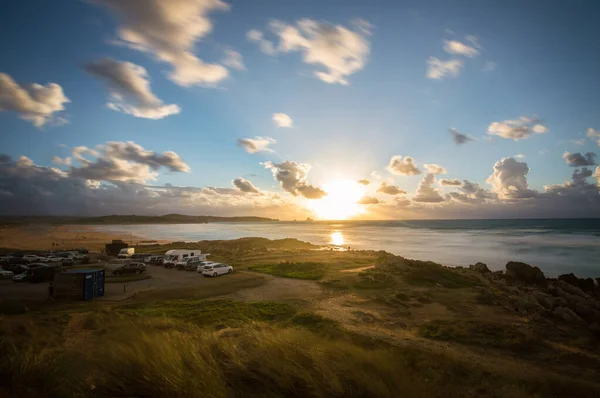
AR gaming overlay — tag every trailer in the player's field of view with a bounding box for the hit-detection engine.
[54,269,105,301]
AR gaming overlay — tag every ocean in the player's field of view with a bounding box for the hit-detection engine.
[93,218,600,277]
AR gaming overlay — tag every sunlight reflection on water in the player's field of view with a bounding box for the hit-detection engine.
[330,230,345,246]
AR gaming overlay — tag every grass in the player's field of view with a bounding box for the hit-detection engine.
[119,299,297,328]
[248,261,326,280]
[419,319,549,354]
[3,308,600,398]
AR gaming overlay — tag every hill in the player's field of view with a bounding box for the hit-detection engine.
[0,214,278,225]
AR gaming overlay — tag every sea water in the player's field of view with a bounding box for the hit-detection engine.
[94,219,600,277]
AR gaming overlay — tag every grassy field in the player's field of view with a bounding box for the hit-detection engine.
[2,240,600,397]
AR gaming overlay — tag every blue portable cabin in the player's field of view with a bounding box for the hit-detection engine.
[54,269,105,301]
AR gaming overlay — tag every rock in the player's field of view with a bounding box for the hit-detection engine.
[469,262,491,273]
[505,261,547,288]
[558,273,597,294]
[556,280,589,299]
[589,322,600,334]
[512,295,545,315]
[533,292,555,310]
[553,306,584,324]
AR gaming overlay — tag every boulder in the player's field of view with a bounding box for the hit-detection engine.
[505,261,547,288]
[469,262,491,273]
[558,273,597,294]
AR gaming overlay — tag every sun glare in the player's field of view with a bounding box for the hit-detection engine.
[308,179,366,220]
[330,231,345,246]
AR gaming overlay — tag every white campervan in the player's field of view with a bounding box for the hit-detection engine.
[117,247,135,259]
[163,249,207,268]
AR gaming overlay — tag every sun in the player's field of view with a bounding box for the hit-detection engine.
[307,179,366,220]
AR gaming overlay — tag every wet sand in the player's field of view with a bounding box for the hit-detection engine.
[0,224,167,252]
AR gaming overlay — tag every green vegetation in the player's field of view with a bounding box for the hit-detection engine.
[419,319,549,354]
[3,302,600,398]
[119,299,297,328]
[248,261,326,280]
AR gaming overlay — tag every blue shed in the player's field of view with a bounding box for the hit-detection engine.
[54,269,105,301]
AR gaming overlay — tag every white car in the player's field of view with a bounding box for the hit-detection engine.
[196,261,218,273]
[201,263,233,277]
[45,256,63,263]
[0,269,13,278]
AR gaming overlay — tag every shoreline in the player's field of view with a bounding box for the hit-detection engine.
[0,224,168,252]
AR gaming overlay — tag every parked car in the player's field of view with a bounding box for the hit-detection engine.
[202,263,233,277]
[5,264,28,274]
[28,263,49,268]
[112,262,146,276]
[8,257,31,265]
[62,258,75,267]
[23,254,44,262]
[176,256,202,271]
[12,271,28,282]
[196,261,217,273]
[45,255,63,263]
[0,269,13,278]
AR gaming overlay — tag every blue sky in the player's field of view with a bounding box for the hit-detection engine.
[0,0,599,219]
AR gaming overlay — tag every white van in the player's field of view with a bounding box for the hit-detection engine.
[117,248,135,259]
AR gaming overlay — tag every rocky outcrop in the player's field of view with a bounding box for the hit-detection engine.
[505,262,547,288]
[469,262,491,273]
[469,261,600,333]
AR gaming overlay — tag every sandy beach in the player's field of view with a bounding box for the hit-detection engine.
[0,224,164,252]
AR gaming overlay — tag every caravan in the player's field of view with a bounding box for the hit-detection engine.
[163,250,207,269]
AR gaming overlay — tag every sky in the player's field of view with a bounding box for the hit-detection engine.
[0,0,599,220]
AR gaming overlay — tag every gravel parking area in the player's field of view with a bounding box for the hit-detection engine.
[0,263,243,302]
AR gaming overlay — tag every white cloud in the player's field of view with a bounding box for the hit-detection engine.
[514,154,526,159]
[588,128,600,147]
[221,49,246,71]
[246,29,276,55]
[424,164,447,175]
[450,128,475,145]
[358,195,379,205]
[487,117,549,141]
[250,18,371,85]
[439,179,462,186]
[446,180,495,204]
[84,58,180,119]
[486,157,537,199]
[443,39,479,57]
[263,160,326,199]
[357,179,370,185]
[94,0,230,87]
[387,155,421,176]
[413,173,444,203]
[272,112,293,128]
[426,57,463,80]
[52,156,71,166]
[0,72,69,127]
[563,152,596,167]
[68,141,190,184]
[232,177,261,193]
[376,182,406,195]
[237,137,276,154]
[571,139,586,146]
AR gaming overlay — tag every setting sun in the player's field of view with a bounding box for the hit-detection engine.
[307,179,366,220]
